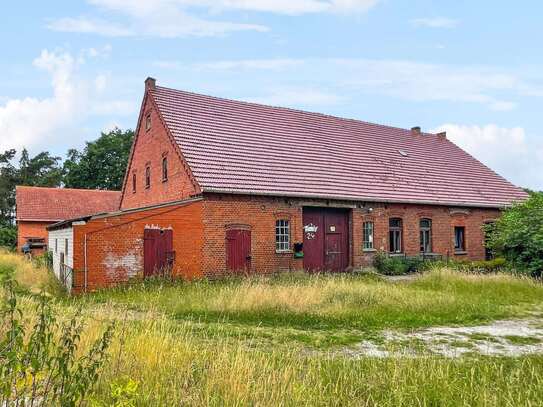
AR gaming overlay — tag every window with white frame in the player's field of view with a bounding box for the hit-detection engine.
[420,218,432,253]
[363,221,374,250]
[275,219,290,251]
[389,218,403,253]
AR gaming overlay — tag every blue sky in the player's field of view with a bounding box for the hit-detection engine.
[1,0,542,190]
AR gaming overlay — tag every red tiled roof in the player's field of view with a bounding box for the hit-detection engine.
[16,186,121,222]
[151,85,528,208]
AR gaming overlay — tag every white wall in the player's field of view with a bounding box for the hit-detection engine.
[48,227,74,292]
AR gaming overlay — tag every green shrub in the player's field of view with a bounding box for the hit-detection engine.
[0,225,16,249]
[487,192,543,277]
[452,258,508,273]
[373,251,427,275]
[0,274,115,405]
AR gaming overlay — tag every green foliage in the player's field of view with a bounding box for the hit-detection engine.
[0,148,63,226]
[487,192,543,277]
[63,128,134,190]
[373,251,426,275]
[0,274,115,406]
[0,225,16,249]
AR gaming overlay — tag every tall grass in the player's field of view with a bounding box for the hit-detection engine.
[0,249,60,294]
[87,269,543,331]
[3,252,543,405]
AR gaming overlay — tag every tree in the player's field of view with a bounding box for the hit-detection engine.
[487,192,543,277]
[63,128,134,190]
[0,150,18,227]
[18,149,63,187]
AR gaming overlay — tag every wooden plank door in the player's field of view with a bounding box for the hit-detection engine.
[303,208,349,272]
[144,228,173,277]
[302,208,324,272]
[323,210,349,271]
[226,229,252,273]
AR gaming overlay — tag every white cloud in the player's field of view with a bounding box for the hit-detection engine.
[434,124,543,190]
[411,17,459,29]
[336,58,520,111]
[246,87,343,107]
[0,48,134,155]
[154,58,303,71]
[48,0,380,38]
[47,17,134,37]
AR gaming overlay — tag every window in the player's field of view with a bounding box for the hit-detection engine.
[420,218,432,253]
[454,226,465,252]
[65,239,68,257]
[132,173,137,193]
[55,238,58,254]
[389,218,403,253]
[145,166,151,188]
[145,113,151,131]
[363,221,374,250]
[162,156,168,182]
[275,220,290,252]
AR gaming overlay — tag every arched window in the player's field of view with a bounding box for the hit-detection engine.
[145,166,151,189]
[389,218,403,253]
[420,218,432,253]
[162,156,168,182]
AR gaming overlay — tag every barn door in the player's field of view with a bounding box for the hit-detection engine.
[226,229,251,273]
[144,228,173,277]
[303,208,349,272]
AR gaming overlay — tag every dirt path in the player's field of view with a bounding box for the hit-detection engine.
[337,317,543,358]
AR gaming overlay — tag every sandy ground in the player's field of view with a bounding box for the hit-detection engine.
[336,317,543,358]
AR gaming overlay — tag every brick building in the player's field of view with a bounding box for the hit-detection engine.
[47,78,528,292]
[15,186,120,254]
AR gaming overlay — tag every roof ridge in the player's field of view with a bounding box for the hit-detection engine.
[153,85,435,137]
[16,185,120,193]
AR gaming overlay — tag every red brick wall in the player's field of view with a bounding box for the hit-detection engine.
[202,194,501,276]
[17,221,53,254]
[120,95,198,210]
[351,203,499,265]
[72,200,204,292]
[202,194,304,276]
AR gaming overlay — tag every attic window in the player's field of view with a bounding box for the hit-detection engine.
[145,113,151,131]
[398,149,408,157]
[145,166,151,189]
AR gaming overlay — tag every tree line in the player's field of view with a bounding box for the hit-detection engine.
[0,128,134,247]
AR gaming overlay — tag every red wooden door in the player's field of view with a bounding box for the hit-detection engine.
[144,228,173,277]
[303,208,349,272]
[226,229,252,273]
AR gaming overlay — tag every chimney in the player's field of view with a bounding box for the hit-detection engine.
[411,126,421,136]
[145,77,156,91]
[437,131,447,139]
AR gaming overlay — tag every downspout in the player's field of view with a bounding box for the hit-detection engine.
[84,234,88,293]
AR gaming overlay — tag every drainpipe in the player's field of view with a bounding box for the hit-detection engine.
[84,234,88,293]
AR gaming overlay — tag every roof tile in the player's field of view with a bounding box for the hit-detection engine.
[152,86,528,208]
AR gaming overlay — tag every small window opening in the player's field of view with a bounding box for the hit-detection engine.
[363,221,374,250]
[420,218,432,253]
[145,114,151,131]
[55,239,58,254]
[145,166,151,189]
[132,173,137,193]
[65,238,68,258]
[454,226,466,252]
[162,156,168,182]
[389,218,403,253]
[275,220,290,252]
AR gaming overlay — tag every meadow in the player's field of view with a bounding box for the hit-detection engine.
[2,249,543,406]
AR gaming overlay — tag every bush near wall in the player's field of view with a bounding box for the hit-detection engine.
[0,225,16,250]
[486,192,543,277]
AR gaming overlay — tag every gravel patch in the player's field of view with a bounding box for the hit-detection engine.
[336,318,543,358]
